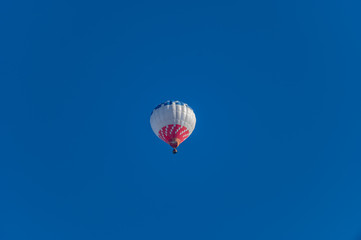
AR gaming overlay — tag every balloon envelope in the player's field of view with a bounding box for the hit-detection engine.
[150,100,196,151]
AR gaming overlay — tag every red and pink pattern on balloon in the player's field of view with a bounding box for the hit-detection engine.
[158,124,190,145]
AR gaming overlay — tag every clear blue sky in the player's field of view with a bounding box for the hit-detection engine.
[1,0,361,239]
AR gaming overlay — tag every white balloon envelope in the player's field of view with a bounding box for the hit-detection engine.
[150,100,196,153]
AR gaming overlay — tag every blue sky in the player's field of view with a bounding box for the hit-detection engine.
[1,0,361,239]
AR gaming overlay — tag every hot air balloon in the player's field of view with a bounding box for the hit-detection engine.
[150,100,196,154]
